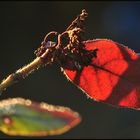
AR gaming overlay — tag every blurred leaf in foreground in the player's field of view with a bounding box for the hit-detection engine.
[0,98,81,136]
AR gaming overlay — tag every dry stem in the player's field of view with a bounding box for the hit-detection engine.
[0,9,88,94]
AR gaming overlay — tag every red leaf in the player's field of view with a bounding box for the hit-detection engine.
[63,39,140,109]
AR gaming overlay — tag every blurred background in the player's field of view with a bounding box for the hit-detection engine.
[0,1,140,139]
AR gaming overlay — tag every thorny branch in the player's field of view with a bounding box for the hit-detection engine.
[0,9,97,94]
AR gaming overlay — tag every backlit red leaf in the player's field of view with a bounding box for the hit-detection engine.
[63,39,140,109]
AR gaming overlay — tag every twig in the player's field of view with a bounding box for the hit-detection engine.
[0,9,88,95]
[66,9,88,31]
[0,44,53,94]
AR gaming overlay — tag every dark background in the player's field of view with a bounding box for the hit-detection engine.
[0,1,140,139]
